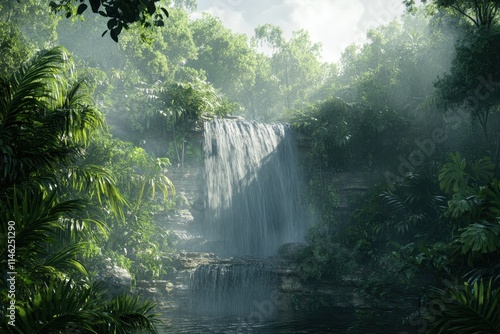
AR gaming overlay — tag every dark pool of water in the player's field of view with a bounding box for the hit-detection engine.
[156,307,407,334]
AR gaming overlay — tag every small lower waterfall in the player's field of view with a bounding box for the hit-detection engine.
[190,263,278,316]
[203,119,305,257]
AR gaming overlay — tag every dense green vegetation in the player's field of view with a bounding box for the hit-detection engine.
[289,2,500,332]
[1,0,500,333]
[0,46,160,332]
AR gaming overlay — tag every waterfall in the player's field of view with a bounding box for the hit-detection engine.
[203,119,305,257]
[190,263,278,316]
[187,119,306,319]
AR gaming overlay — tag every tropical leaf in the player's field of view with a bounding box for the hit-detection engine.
[426,279,500,334]
[469,156,495,184]
[446,192,482,221]
[483,179,500,217]
[96,294,160,334]
[466,263,500,285]
[1,278,160,334]
[0,47,71,121]
[380,190,408,215]
[55,217,109,244]
[0,187,86,266]
[379,169,444,236]
[0,46,106,196]
[439,152,468,193]
[0,46,161,334]
[6,279,102,334]
[64,163,128,220]
[458,221,500,255]
[33,243,89,277]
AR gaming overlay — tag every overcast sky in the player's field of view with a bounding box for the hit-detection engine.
[194,0,406,63]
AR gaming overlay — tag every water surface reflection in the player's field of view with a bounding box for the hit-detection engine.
[159,308,358,333]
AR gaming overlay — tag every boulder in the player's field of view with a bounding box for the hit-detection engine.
[96,260,132,297]
[277,242,308,261]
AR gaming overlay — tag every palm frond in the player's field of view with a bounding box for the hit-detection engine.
[33,243,89,277]
[466,263,500,285]
[56,217,109,244]
[0,46,105,190]
[64,163,128,220]
[60,80,105,146]
[97,294,160,334]
[426,279,500,333]
[2,278,160,334]
[0,187,86,266]
[1,47,69,113]
[11,279,102,334]
[380,190,408,215]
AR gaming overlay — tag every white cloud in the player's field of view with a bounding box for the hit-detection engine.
[194,0,405,63]
[203,5,248,34]
[285,0,365,62]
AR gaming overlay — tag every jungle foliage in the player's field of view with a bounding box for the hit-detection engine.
[2,1,500,333]
[285,3,500,332]
[0,47,160,332]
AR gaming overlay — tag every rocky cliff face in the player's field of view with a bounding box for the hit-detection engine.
[134,127,422,333]
[136,250,366,314]
[136,148,375,311]
[158,166,207,252]
[133,162,421,333]
[328,171,371,231]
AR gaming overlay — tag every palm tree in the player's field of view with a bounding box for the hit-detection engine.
[0,47,159,333]
[0,46,125,215]
[0,187,160,333]
[8,278,158,334]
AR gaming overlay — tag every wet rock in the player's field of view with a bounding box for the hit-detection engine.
[277,242,308,261]
[96,260,132,297]
[170,251,219,270]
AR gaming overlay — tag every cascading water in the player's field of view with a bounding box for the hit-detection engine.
[190,262,278,316]
[203,119,306,257]
[188,119,307,321]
